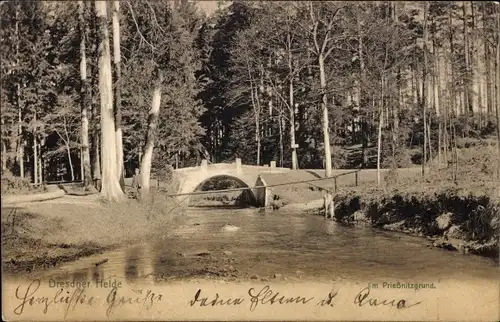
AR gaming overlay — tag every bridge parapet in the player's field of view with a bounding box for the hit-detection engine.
[173,158,290,175]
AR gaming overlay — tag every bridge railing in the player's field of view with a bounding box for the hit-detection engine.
[174,158,291,174]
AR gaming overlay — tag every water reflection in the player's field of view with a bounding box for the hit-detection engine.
[71,268,89,282]
[124,246,142,281]
[91,265,103,283]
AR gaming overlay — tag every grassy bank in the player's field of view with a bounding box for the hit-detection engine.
[2,190,187,275]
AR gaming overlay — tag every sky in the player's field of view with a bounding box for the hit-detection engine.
[194,0,230,17]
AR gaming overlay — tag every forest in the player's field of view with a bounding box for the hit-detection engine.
[1,0,499,201]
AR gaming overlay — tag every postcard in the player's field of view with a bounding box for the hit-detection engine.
[2,0,499,321]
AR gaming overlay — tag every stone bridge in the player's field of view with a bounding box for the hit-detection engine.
[172,159,289,206]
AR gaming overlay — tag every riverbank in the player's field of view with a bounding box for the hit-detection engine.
[1,191,186,275]
[276,177,499,259]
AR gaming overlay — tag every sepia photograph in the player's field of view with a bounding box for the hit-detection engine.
[1,0,499,320]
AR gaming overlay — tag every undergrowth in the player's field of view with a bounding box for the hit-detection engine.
[334,185,500,242]
[1,170,47,195]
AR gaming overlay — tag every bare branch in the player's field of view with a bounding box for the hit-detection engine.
[145,0,166,34]
[321,8,342,56]
[309,3,321,54]
[264,73,292,113]
[124,0,156,51]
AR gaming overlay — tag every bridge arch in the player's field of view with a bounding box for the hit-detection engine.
[178,173,258,206]
[192,175,256,205]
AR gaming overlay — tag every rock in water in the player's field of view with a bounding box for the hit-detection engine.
[221,223,240,232]
[435,212,453,231]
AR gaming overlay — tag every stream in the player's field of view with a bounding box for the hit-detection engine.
[22,207,498,285]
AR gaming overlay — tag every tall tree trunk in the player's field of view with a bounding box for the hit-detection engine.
[1,124,6,171]
[33,127,38,184]
[391,14,399,169]
[452,125,458,181]
[319,53,332,177]
[495,4,500,179]
[279,111,284,168]
[140,74,162,194]
[255,86,261,166]
[15,2,24,178]
[18,96,24,178]
[246,59,260,166]
[483,2,492,124]
[80,147,84,181]
[138,142,142,164]
[377,80,384,187]
[427,119,433,166]
[256,71,265,166]
[357,13,367,169]
[444,50,450,163]
[66,142,75,182]
[463,2,473,116]
[288,71,298,170]
[95,0,124,201]
[422,2,428,177]
[287,33,298,170]
[470,2,480,125]
[446,11,456,164]
[434,38,444,165]
[38,142,43,184]
[112,0,124,190]
[79,0,93,188]
[90,5,101,186]
[91,121,101,184]
[438,120,442,166]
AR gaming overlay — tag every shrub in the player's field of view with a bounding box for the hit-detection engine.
[384,168,399,188]
[1,170,33,195]
[164,165,174,182]
[331,145,349,169]
[409,148,423,164]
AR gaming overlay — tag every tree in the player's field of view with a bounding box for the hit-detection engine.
[266,3,303,170]
[120,0,205,188]
[140,72,162,193]
[226,21,266,166]
[43,94,81,182]
[112,0,125,189]
[305,1,344,177]
[422,1,429,177]
[495,3,500,179]
[95,0,124,201]
[78,0,93,188]
[197,1,253,163]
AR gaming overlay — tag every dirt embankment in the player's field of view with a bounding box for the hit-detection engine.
[1,192,186,275]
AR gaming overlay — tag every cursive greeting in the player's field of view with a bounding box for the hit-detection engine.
[188,285,422,312]
[13,279,163,318]
[354,287,422,309]
[12,280,422,317]
[14,279,95,318]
